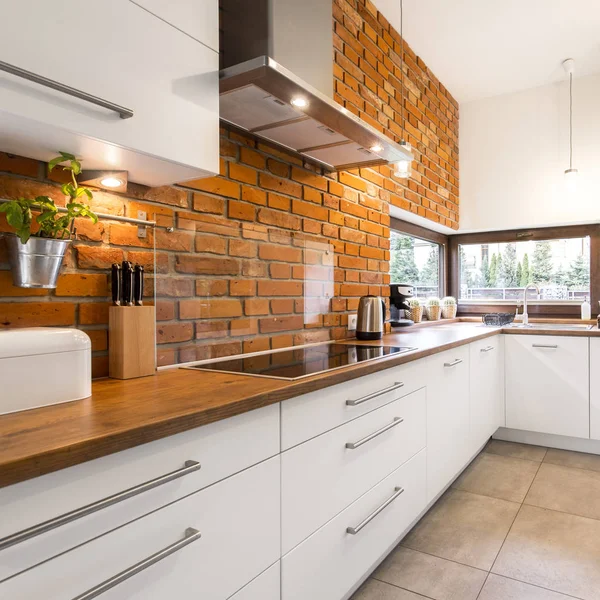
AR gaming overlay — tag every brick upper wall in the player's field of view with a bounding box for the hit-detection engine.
[333,0,459,228]
[0,0,458,376]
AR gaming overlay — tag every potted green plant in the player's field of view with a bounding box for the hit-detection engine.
[0,151,97,289]
[407,297,424,323]
[441,296,458,319]
[426,297,442,321]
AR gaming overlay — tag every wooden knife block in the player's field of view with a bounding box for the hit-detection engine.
[109,306,156,380]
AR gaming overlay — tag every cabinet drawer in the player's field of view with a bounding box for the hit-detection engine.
[281,359,425,449]
[230,562,280,600]
[282,388,426,554]
[1,457,280,600]
[282,450,426,600]
[0,404,279,582]
[505,335,589,438]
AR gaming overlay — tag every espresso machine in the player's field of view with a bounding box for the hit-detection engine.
[389,283,415,327]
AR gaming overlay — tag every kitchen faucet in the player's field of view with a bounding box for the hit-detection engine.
[522,283,541,326]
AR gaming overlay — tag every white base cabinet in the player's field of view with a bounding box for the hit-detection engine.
[470,336,505,449]
[282,450,427,600]
[591,338,600,440]
[505,335,589,438]
[230,563,280,600]
[425,345,471,502]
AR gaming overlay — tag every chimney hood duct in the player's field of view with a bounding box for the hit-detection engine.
[219,0,413,172]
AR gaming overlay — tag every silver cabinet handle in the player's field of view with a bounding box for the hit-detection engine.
[0,60,134,119]
[480,346,494,352]
[532,344,558,349]
[345,417,403,450]
[72,528,201,600]
[444,359,463,367]
[0,460,201,552]
[346,487,404,535]
[346,382,405,406]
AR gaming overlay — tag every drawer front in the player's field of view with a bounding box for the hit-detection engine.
[1,457,280,600]
[282,388,426,554]
[281,359,426,449]
[282,450,426,600]
[0,404,279,582]
[505,335,589,438]
[230,563,280,600]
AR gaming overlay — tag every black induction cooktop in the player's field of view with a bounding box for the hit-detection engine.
[185,343,416,380]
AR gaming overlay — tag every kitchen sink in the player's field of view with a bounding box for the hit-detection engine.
[507,323,595,331]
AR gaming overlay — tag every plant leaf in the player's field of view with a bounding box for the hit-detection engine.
[48,156,65,172]
[59,151,77,161]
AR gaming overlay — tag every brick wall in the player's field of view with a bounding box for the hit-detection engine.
[0,0,458,376]
[333,0,459,227]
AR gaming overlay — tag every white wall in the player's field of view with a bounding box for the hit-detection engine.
[460,72,600,232]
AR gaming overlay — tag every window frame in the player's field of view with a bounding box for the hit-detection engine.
[390,217,449,298]
[448,224,600,317]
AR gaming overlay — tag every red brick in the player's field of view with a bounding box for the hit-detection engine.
[195,233,227,254]
[176,255,239,275]
[230,279,256,296]
[229,239,257,258]
[258,280,303,296]
[258,244,302,263]
[240,147,266,169]
[291,200,328,221]
[157,322,194,344]
[230,318,259,337]
[154,277,194,297]
[228,200,255,221]
[269,263,292,279]
[0,302,75,328]
[229,163,257,185]
[179,299,243,319]
[75,245,123,270]
[183,176,240,199]
[259,173,302,198]
[270,299,294,314]
[55,274,108,297]
[241,186,267,206]
[259,315,304,333]
[192,193,226,214]
[244,298,270,316]
[196,280,228,296]
[257,208,301,230]
[155,229,194,252]
[0,152,39,177]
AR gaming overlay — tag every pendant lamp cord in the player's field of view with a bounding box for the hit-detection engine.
[569,71,573,170]
[400,0,404,143]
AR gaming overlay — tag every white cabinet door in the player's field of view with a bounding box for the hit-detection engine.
[281,389,426,554]
[592,339,600,440]
[282,450,426,600]
[425,346,471,503]
[470,336,505,450]
[505,335,589,438]
[1,458,280,600]
[131,0,220,51]
[0,0,219,186]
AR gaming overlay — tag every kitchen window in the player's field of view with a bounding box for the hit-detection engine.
[390,218,448,299]
[449,224,600,316]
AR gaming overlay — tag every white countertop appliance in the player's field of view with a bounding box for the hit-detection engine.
[0,327,91,415]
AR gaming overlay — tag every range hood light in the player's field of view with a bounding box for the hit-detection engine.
[370,144,383,153]
[290,96,308,108]
[80,170,128,193]
[100,176,125,188]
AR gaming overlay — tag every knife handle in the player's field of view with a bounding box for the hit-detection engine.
[121,261,134,307]
[111,264,121,306]
[134,265,144,306]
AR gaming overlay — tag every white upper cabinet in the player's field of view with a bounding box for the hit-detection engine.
[470,336,505,448]
[131,0,220,52]
[505,335,589,438]
[590,338,600,440]
[0,0,219,186]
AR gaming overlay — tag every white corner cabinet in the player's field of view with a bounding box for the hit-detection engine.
[505,335,589,438]
[590,338,600,440]
[5,331,598,600]
[0,0,219,186]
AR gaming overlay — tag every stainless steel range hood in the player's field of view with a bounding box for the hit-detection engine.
[219,0,413,172]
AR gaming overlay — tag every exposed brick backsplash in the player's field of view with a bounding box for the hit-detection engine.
[0,0,458,377]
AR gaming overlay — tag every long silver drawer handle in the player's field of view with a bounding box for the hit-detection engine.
[0,460,201,552]
[72,528,201,600]
[480,346,494,352]
[346,382,405,406]
[444,359,463,367]
[532,344,558,349]
[0,60,134,119]
[347,487,405,535]
[345,417,403,450]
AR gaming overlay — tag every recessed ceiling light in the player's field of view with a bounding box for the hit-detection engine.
[100,177,124,188]
[291,97,308,108]
[370,144,383,153]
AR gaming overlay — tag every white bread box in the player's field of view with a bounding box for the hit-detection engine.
[0,328,91,415]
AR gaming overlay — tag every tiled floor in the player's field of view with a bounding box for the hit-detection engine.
[351,441,600,600]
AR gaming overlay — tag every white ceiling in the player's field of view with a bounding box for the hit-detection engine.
[373,0,600,104]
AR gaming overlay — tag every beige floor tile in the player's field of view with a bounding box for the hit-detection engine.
[453,453,540,502]
[402,489,520,570]
[478,574,577,600]
[351,578,429,600]
[493,505,600,600]
[525,462,600,521]
[485,440,547,462]
[374,547,486,600]
[544,448,600,473]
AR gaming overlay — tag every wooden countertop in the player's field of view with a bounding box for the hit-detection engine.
[0,320,597,488]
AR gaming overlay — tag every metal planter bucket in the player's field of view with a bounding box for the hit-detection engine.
[5,234,71,289]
